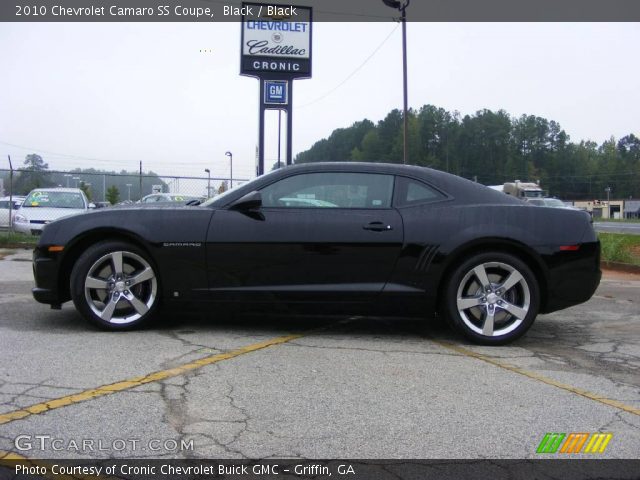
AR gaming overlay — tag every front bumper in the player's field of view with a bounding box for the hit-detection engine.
[31,247,64,306]
[32,287,60,305]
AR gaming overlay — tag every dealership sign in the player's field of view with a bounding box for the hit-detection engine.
[240,2,312,78]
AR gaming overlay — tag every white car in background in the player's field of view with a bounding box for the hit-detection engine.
[525,198,581,210]
[14,188,92,235]
[0,196,25,228]
[140,193,205,204]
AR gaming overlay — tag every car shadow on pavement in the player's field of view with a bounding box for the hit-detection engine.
[8,301,461,342]
[151,308,459,342]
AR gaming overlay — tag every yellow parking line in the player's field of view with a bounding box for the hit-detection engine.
[0,333,304,426]
[432,339,640,417]
[0,450,30,460]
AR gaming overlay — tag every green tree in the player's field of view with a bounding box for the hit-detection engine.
[106,185,120,205]
[14,153,53,194]
[293,103,639,200]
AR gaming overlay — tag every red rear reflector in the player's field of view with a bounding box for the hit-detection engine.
[559,245,580,251]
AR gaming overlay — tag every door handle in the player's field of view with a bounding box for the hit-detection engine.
[363,221,393,232]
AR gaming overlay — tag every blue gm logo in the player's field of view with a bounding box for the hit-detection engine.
[264,80,288,105]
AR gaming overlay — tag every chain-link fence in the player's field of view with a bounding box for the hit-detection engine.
[0,168,250,237]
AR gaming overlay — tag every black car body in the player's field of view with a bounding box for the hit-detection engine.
[32,163,601,344]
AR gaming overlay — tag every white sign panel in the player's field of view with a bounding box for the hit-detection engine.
[241,3,312,77]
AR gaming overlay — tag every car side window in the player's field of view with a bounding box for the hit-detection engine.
[394,177,445,207]
[260,172,394,209]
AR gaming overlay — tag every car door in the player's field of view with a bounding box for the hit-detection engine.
[205,171,403,303]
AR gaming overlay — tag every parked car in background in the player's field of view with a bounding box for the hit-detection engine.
[525,198,582,210]
[14,188,92,235]
[0,196,25,228]
[93,202,112,209]
[140,193,205,204]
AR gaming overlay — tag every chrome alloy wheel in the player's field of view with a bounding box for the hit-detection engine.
[455,261,531,337]
[83,250,157,325]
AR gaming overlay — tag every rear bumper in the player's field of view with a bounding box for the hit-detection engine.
[541,241,601,313]
[15,222,46,235]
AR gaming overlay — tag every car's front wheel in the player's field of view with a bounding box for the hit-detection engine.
[444,252,539,345]
[70,241,160,330]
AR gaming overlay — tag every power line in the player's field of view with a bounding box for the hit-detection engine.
[0,140,140,166]
[0,141,257,177]
[298,23,400,109]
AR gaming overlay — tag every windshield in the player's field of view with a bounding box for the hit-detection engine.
[23,191,86,209]
[523,190,544,198]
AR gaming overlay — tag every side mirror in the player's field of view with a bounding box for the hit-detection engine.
[88,203,96,209]
[229,191,262,211]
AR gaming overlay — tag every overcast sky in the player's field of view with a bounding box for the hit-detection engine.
[1,22,638,181]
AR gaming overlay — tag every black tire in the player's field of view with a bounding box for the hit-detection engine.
[70,240,160,330]
[443,252,540,345]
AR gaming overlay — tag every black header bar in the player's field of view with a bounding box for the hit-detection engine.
[2,0,640,22]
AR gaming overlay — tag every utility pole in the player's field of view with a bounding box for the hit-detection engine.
[139,161,142,201]
[204,169,211,197]
[382,0,410,164]
[225,152,233,189]
[8,155,13,231]
[401,1,409,164]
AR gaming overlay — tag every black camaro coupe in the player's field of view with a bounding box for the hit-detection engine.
[32,162,601,344]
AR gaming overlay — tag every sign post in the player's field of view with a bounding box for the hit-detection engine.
[241,2,312,176]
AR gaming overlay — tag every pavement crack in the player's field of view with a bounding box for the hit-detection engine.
[158,371,198,459]
[157,329,222,352]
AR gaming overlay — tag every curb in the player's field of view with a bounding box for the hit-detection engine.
[0,244,34,250]
[601,261,640,274]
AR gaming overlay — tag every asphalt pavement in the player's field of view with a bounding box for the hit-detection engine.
[0,248,638,460]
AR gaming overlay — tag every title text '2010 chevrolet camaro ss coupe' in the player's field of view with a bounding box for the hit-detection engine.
[32,163,601,344]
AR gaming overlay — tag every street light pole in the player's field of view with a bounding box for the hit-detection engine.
[605,186,611,219]
[382,0,410,165]
[225,151,233,189]
[204,169,211,197]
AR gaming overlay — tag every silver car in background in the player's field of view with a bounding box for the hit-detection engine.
[526,198,581,210]
[13,188,92,235]
[0,196,25,228]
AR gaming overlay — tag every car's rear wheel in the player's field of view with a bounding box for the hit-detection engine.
[444,252,539,345]
[70,241,160,330]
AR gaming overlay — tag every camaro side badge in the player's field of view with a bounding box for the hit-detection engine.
[162,242,202,247]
